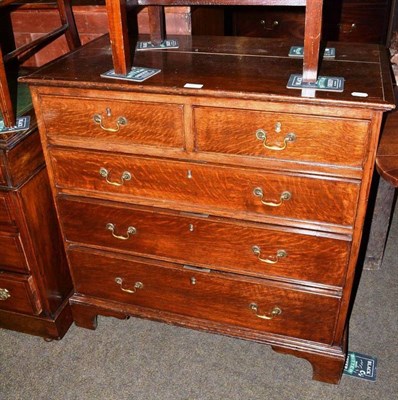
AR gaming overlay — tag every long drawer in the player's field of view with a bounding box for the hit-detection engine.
[39,95,185,150]
[50,148,360,228]
[0,272,42,315]
[194,107,369,168]
[58,196,350,288]
[68,247,341,344]
[0,232,28,274]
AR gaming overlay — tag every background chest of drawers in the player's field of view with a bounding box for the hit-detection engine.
[0,111,73,339]
[24,35,394,383]
[224,0,394,43]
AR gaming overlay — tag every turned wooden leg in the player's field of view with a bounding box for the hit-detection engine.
[71,302,98,330]
[271,345,346,384]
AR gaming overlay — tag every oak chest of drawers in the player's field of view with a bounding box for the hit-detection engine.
[23,34,394,383]
[0,110,73,338]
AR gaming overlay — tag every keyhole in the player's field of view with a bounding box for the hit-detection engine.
[189,224,194,232]
[187,170,193,179]
[106,107,111,117]
[190,277,196,285]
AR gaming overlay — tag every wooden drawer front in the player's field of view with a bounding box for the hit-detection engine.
[68,248,340,344]
[51,149,360,227]
[232,7,306,39]
[40,95,185,149]
[194,107,369,168]
[0,233,28,273]
[0,273,41,315]
[58,196,350,287]
[324,3,390,43]
[0,192,14,226]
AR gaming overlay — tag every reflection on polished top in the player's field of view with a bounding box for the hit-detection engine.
[23,34,395,110]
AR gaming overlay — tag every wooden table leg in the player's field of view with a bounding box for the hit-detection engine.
[0,47,15,127]
[148,6,166,46]
[105,0,132,75]
[363,176,396,270]
[302,0,323,97]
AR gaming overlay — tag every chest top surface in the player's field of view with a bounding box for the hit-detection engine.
[22,34,395,110]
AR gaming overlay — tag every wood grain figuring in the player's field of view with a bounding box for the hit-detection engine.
[194,106,369,168]
[0,193,14,226]
[22,35,395,110]
[58,196,350,288]
[24,34,395,382]
[40,95,185,150]
[18,168,72,314]
[6,130,45,188]
[376,107,398,187]
[68,247,340,344]
[0,273,41,315]
[50,148,360,227]
[0,232,28,274]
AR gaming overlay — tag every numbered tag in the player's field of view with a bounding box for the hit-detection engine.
[343,352,377,381]
[287,74,345,92]
[101,67,161,82]
[136,39,179,51]
[0,116,31,134]
[288,46,336,59]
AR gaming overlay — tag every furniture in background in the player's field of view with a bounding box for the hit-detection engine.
[227,0,394,44]
[8,1,396,69]
[364,89,398,269]
[9,2,191,67]
[23,33,394,383]
[0,0,80,338]
[0,0,80,126]
[104,0,324,97]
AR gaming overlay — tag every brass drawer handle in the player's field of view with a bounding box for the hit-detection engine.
[93,107,127,133]
[253,187,291,207]
[252,246,287,264]
[0,288,11,301]
[99,167,131,186]
[106,223,137,240]
[115,277,143,294]
[260,19,279,31]
[250,303,282,320]
[256,129,296,151]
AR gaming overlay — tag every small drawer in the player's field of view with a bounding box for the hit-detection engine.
[0,192,14,227]
[39,95,185,150]
[0,272,42,315]
[58,196,350,288]
[51,148,360,228]
[0,232,29,273]
[68,248,341,344]
[194,107,369,168]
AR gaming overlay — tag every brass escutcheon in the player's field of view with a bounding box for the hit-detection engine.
[0,288,11,301]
